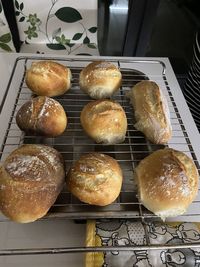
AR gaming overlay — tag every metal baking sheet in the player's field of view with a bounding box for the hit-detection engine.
[0,56,199,223]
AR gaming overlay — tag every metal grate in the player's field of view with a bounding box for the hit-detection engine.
[0,56,200,223]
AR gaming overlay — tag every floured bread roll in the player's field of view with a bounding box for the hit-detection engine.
[134,148,199,220]
[67,153,123,206]
[127,81,172,144]
[80,99,127,144]
[16,96,67,137]
[79,61,122,99]
[0,144,65,223]
[25,60,71,96]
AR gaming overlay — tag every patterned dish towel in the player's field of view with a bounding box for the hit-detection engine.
[86,220,200,267]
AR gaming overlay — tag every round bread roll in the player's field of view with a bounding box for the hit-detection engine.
[80,99,127,144]
[67,153,123,206]
[134,148,199,220]
[0,144,65,223]
[16,96,67,137]
[127,80,172,144]
[79,61,122,99]
[25,60,71,97]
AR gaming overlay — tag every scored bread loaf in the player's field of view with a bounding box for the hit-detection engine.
[80,99,127,144]
[127,81,172,144]
[25,60,71,97]
[0,144,65,223]
[16,96,67,137]
[134,148,199,220]
[67,153,123,206]
[79,61,122,99]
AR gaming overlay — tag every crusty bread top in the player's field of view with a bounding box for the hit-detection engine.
[81,99,126,127]
[25,61,71,96]
[80,99,127,144]
[127,81,172,144]
[67,152,123,206]
[79,61,122,98]
[80,61,121,84]
[82,98,124,114]
[16,96,67,136]
[135,148,199,219]
[29,60,67,75]
[0,144,65,223]
[67,153,122,192]
[132,81,170,129]
[3,144,65,186]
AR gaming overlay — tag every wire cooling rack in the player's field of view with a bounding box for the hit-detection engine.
[0,56,199,224]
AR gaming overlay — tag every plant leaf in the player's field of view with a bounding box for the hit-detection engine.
[19,16,25,22]
[32,32,38,38]
[87,43,97,49]
[15,11,20,16]
[15,0,19,9]
[83,36,90,44]
[52,27,61,39]
[0,33,11,43]
[55,7,82,23]
[65,39,70,44]
[88,27,97,33]
[55,36,61,43]
[20,2,24,10]
[72,33,83,41]
[66,43,75,48]
[0,42,12,52]
[46,43,66,50]
[76,53,91,56]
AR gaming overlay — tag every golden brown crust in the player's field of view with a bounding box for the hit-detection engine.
[79,61,122,99]
[134,148,199,220]
[80,99,127,144]
[127,81,172,144]
[0,144,65,223]
[25,61,71,97]
[16,96,67,137]
[66,153,123,206]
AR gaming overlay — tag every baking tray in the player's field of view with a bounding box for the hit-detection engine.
[0,56,199,223]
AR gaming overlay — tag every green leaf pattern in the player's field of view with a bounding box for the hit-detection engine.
[13,0,98,55]
[0,33,11,43]
[72,33,83,41]
[0,2,14,52]
[88,27,97,33]
[55,7,82,23]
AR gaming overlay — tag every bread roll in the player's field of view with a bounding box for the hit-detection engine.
[80,99,127,144]
[67,153,123,206]
[127,81,172,144]
[134,148,199,220]
[79,61,122,99]
[0,144,65,223]
[16,96,67,137]
[25,60,71,97]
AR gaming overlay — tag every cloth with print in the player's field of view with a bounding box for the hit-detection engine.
[0,1,16,52]
[14,0,99,55]
[86,220,200,267]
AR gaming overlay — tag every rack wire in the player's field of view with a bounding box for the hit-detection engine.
[0,56,200,255]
